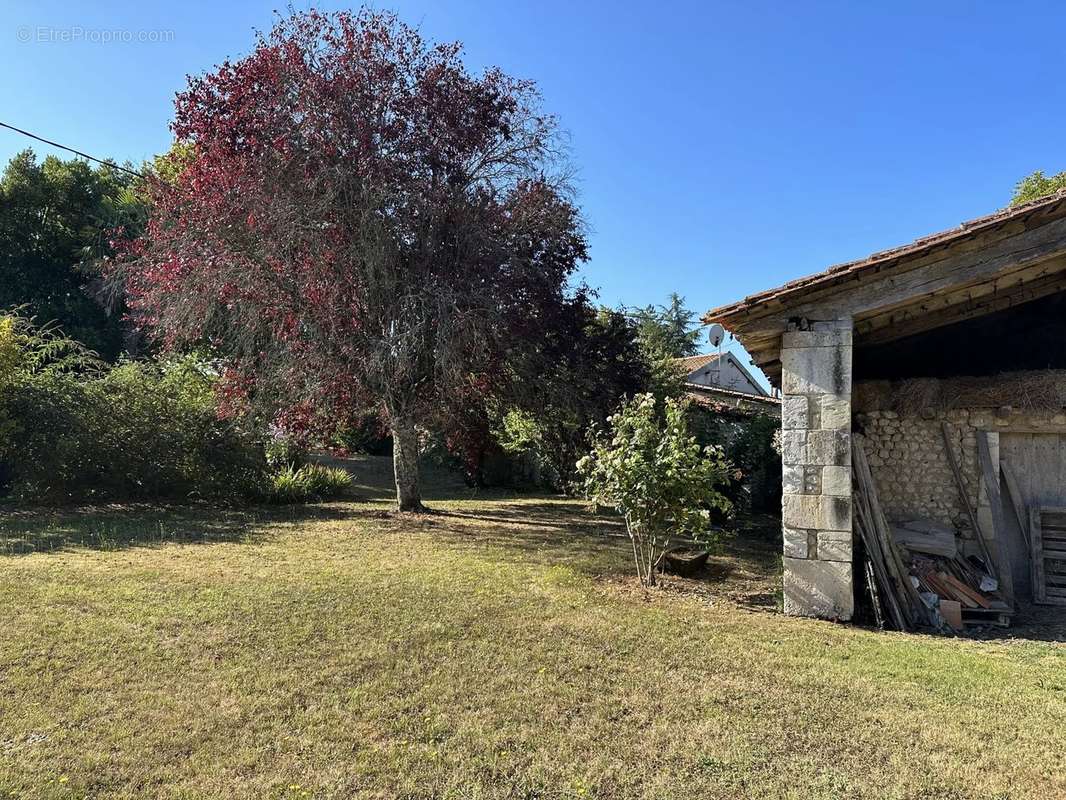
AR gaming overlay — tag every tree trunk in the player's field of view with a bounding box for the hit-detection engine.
[390,415,425,512]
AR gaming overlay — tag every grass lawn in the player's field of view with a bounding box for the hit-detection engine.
[1,457,1065,799]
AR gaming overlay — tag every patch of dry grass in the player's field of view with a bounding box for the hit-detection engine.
[0,456,1064,799]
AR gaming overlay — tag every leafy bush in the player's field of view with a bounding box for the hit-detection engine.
[267,463,351,503]
[1,357,268,502]
[491,408,559,487]
[0,313,268,502]
[724,413,782,512]
[687,406,782,513]
[329,411,392,456]
[577,394,734,586]
[92,358,268,500]
[265,434,309,471]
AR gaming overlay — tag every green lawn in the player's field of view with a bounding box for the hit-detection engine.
[1,457,1064,799]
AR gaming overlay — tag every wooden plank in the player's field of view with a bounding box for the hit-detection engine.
[1032,507,1049,604]
[950,556,986,590]
[977,432,1015,607]
[855,259,1066,346]
[961,608,1013,628]
[940,599,963,631]
[852,446,909,630]
[928,573,978,607]
[857,503,907,629]
[941,423,996,569]
[854,441,928,626]
[998,434,1038,600]
[864,560,885,631]
[854,440,913,627]
[926,573,978,608]
[1001,460,1031,550]
[938,572,992,609]
[919,571,949,595]
[852,462,902,627]
[723,212,1066,338]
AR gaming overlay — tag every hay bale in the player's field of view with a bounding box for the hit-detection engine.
[890,370,1066,416]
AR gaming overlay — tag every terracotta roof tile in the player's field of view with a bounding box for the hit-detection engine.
[675,353,723,372]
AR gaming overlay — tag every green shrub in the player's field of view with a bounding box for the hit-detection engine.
[265,435,309,471]
[1,360,268,502]
[0,318,268,502]
[267,463,351,503]
[577,394,734,586]
[687,406,782,513]
[88,358,267,500]
[329,411,392,456]
[492,408,557,487]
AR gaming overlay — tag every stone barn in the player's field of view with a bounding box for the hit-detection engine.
[704,192,1066,624]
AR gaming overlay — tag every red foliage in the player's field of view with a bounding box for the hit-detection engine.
[118,9,586,444]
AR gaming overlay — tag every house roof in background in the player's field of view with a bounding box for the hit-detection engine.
[675,353,722,373]
[675,352,771,397]
[684,383,780,415]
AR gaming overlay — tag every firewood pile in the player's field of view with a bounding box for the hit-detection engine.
[853,439,1013,632]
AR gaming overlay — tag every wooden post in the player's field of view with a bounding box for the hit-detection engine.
[976,431,1014,607]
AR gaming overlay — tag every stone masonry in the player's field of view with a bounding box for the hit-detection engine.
[854,397,1066,546]
[780,319,854,620]
[854,409,974,528]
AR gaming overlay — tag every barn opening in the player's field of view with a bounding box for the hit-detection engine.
[704,191,1066,632]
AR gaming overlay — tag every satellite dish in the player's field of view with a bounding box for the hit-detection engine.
[707,323,725,348]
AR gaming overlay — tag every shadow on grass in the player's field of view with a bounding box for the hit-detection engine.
[0,502,355,557]
[0,453,787,616]
[427,501,634,577]
[424,501,786,610]
[326,451,786,607]
[0,454,449,557]
[315,452,473,503]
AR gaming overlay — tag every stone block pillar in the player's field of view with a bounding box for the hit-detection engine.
[779,319,854,620]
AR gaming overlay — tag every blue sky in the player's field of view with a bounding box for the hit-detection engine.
[3,0,1066,369]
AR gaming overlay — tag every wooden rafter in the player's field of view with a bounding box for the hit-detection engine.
[706,198,1066,380]
[705,192,1066,332]
[854,257,1066,347]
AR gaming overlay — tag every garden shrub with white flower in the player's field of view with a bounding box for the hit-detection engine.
[576,393,735,587]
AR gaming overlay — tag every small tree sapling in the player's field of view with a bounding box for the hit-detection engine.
[576,393,734,587]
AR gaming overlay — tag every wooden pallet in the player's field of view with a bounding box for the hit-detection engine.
[961,607,1014,628]
[1030,507,1066,606]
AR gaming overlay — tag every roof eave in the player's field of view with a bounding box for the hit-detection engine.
[703,191,1066,332]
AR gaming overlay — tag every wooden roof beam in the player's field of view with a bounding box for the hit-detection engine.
[855,268,1066,348]
[854,255,1066,346]
[737,214,1066,338]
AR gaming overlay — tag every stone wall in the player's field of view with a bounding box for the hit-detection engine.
[854,410,972,528]
[780,364,1066,619]
[780,319,854,621]
[854,384,1066,530]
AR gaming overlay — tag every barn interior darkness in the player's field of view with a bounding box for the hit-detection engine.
[854,292,1066,380]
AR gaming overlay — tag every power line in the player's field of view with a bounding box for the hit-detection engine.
[618,306,709,327]
[0,121,146,179]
